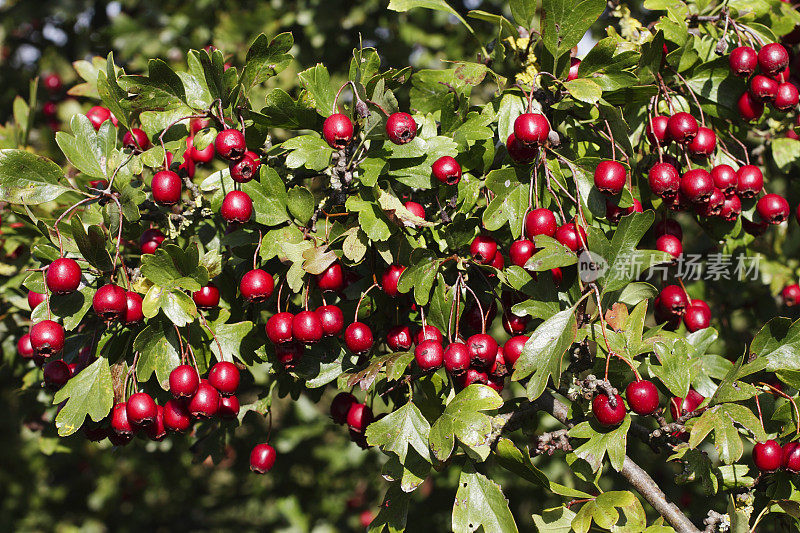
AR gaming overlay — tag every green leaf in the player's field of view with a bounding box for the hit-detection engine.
[512,307,578,400]
[368,484,410,533]
[56,113,116,180]
[240,32,293,91]
[428,384,503,462]
[452,462,519,533]
[142,285,197,327]
[751,317,800,372]
[243,166,290,226]
[298,64,336,116]
[523,235,578,271]
[568,417,631,472]
[532,507,577,533]
[509,0,537,28]
[31,285,95,332]
[140,244,207,291]
[255,88,318,130]
[688,404,766,464]
[71,217,113,272]
[282,133,334,171]
[53,357,113,437]
[651,339,696,398]
[0,149,71,205]
[366,402,431,463]
[206,321,256,363]
[287,186,315,224]
[495,438,593,498]
[133,320,181,389]
[564,79,603,104]
[121,59,187,110]
[540,0,607,61]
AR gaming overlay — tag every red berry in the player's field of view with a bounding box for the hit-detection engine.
[92,283,127,322]
[513,113,550,145]
[169,364,199,399]
[605,198,641,224]
[266,312,294,344]
[757,193,790,224]
[317,262,344,292]
[666,112,698,143]
[240,269,274,302]
[625,380,660,415]
[28,291,45,310]
[385,112,417,145]
[784,442,800,472]
[292,310,324,344]
[503,335,528,370]
[46,257,81,294]
[145,405,166,440]
[656,285,689,318]
[126,392,157,426]
[654,219,682,239]
[415,339,444,371]
[139,228,165,254]
[695,188,725,217]
[331,392,357,424]
[457,368,489,388]
[323,113,354,149]
[554,222,587,252]
[229,153,259,183]
[443,342,470,374]
[43,73,63,92]
[720,194,742,222]
[220,190,253,223]
[316,305,344,337]
[687,126,716,157]
[275,342,303,368]
[509,239,535,268]
[403,201,425,220]
[710,165,737,197]
[783,284,800,306]
[506,134,538,163]
[758,43,790,77]
[753,440,784,472]
[387,325,412,351]
[30,320,65,357]
[648,162,680,199]
[124,291,144,324]
[250,443,277,473]
[123,128,150,151]
[737,91,764,122]
[774,83,800,111]
[567,57,581,81]
[151,170,182,205]
[414,325,443,345]
[214,128,247,160]
[432,156,462,185]
[86,106,111,130]
[347,403,374,432]
[381,264,405,297]
[111,402,133,435]
[684,304,711,332]
[467,333,498,369]
[189,381,220,418]
[646,116,671,146]
[669,389,704,420]
[729,46,757,77]
[525,208,557,238]
[43,360,71,389]
[592,393,627,426]
[749,75,779,102]
[656,234,682,259]
[218,395,240,419]
[470,234,498,264]
[680,169,714,203]
[208,361,240,395]
[593,160,626,195]
[192,283,220,309]
[502,310,529,335]
[17,334,34,359]
[163,399,192,432]
[736,165,763,198]
[345,322,373,354]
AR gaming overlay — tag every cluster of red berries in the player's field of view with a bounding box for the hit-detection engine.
[41,73,66,131]
[729,43,797,121]
[653,283,711,332]
[506,112,550,163]
[753,438,800,473]
[330,392,376,449]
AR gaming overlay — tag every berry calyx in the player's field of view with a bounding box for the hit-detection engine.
[753,440,783,472]
[720,194,742,222]
[214,128,247,160]
[192,283,220,309]
[757,194,790,224]
[415,339,444,371]
[323,113,354,150]
[292,310,324,344]
[592,393,627,426]
[229,153,259,183]
[729,46,758,77]
[432,156,462,185]
[92,283,127,322]
[345,322,373,354]
[169,364,200,399]
[208,361,240,396]
[266,312,294,344]
[240,269,274,302]
[666,112,698,143]
[656,285,689,318]
[220,190,253,223]
[46,257,81,294]
[189,381,220,418]
[151,170,182,205]
[625,380,660,415]
[381,264,405,297]
[30,320,65,357]
[593,160,627,195]
[513,113,550,145]
[316,305,344,337]
[250,443,277,474]
[385,112,417,145]
[525,208,557,238]
[126,392,158,427]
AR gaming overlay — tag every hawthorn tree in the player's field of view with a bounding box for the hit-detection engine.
[5,0,800,531]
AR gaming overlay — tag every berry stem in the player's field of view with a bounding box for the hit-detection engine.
[198,311,225,363]
[41,270,52,321]
[354,282,380,321]
[461,282,486,335]
[761,382,800,436]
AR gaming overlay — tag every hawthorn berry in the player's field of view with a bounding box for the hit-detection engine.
[593,160,627,195]
[86,106,111,130]
[606,198,642,223]
[443,342,470,374]
[656,285,689,318]
[30,320,65,357]
[666,112,698,143]
[387,325,413,351]
[757,43,790,76]
[230,153,259,183]
[647,162,680,199]
[385,112,417,145]
[126,392,158,427]
[467,333,498,369]
[43,360,71,389]
[737,165,764,198]
[782,284,800,306]
[458,368,489,388]
[17,334,33,359]
[749,75,779,102]
[720,194,742,222]
[509,239,535,268]
[345,322,373,354]
[670,389,705,420]
[322,113,354,149]
[656,234,682,259]
[470,234,498,264]
[266,312,294,344]
[646,115,671,145]
[250,443,277,474]
[151,170,182,206]
[317,262,344,292]
[92,283,127,322]
[403,201,425,221]
[145,405,167,440]
[209,361,240,395]
[347,402,373,433]
[42,73,62,92]
[757,194,790,224]
[186,135,216,164]
[625,381,660,416]
[414,325,443,345]
[753,440,784,472]
[774,82,800,111]
[192,283,220,309]
[124,291,144,324]
[737,91,764,122]
[502,311,529,335]
[432,156,462,185]
[525,208,557,238]
[415,339,444,371]
[710,165,738,197]
[784,442,800,472]
[214,128,247,160]
[28,291,45,310]
[331,392,357,424]
[567,57,581,81]
[687,126,716,157]
[680,169,714,203]
[502,335,528,370]
[695,188,725,217]
[684,303,711,332]
[123,128,150,151]
[513,113,550,145]
[111,402,133,435]
[189,381,221,418]
[654,218,682,239]
[163,399,192,433]
[240,269,274,302]
[592,393,627,426]
[170,364,200,398]
[292,310,324,344]
[316,305,344,337]
[275,342,303,368]
[729,46,758,77]
[139,228,165,254]
[220,190,253,223]
[218,395,240,419]
[46,257,81,294]
[506,133,538,163]
[554,222,587,252]
[381,264,405,297]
